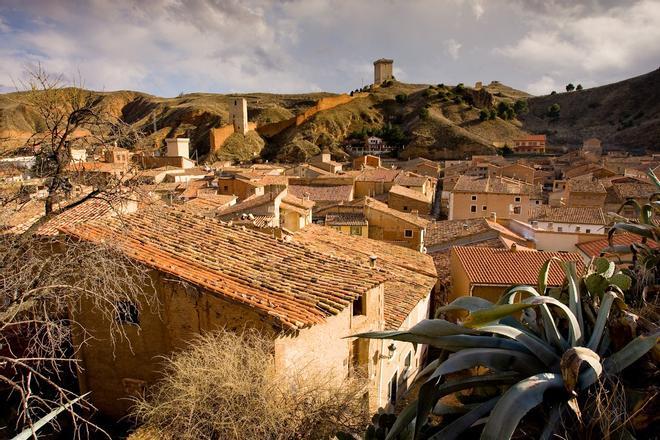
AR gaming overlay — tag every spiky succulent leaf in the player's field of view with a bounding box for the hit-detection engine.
[428,397,500,440]
[609,273,632,291]
[479,373,564,440]
[461,303,538,328]
[603,330,660,374]
[560,347,602,395]
[423,334,532,353]
[354,319,479,345]
[437,296,494,314]
[587,291,619,350]
[479,324,560,368]
[538,257,561,295]
[561,261,584,345]
[593,257,614,276]
[13,393,90,440]
[384,398,417,440]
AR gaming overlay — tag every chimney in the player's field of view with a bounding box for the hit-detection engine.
[369,255,378,268]
[490,212,497,222]
[510,243,517,252]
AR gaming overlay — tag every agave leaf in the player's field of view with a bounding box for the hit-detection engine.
[587,291,618,351]
[480,373,564,440]
[521,296,582,348]
[414,373,520,440]
[13,393,90,440]
[499,285,565,350]
[640,204,654,225]
[425,335,532,353]
[462,303,538,328]
[609,273,632,291]
[354,319,479,345]
[560,347,602,395]
[479,324,560,368]
[437,296,494,314]
[648,168,660,188]
[561,261,584,345]
[385,398,417,440]
[610,223,658,241]
[432,401,482,416]
[538,257,561,295]
[428,397,500,440]
[540,403,563,440]
[603,330,660,374]
[429,348,544,383]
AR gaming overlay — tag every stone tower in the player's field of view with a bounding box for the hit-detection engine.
[373,59,394,85]
[229,97,248,135]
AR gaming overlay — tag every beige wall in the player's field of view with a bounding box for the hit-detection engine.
[365,207,424,251]
[566,191,606,208]
[388,192,431,215]
[331,224,369,237]
[216,178,264,200]
[449,191,531,222]
[355,180,395,198]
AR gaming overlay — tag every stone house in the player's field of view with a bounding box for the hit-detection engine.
[388,184,432,215]
[325,213,369,237]
[564,179,607,208]
[353,155,382,170]
[498,163,535,184]
[398,157,441,178]
[308,149,343,174]
[512,135,546,154]
[59,207,436,417]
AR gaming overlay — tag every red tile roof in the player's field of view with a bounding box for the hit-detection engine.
[576,233,658,258]
[294,224,437,330]
[514,135,546,142]
[60,208,388,330]
[452,246,583,286]
[529,206,607,225]
[288,184,354,202]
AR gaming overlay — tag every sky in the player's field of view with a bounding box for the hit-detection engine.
[1,0,659,97]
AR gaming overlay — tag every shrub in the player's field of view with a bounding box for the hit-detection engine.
[551,90,557,95]
[513,99,528,115]
[566,83,575,92]
[132,329,369,440]
[452,96,463,104]
[489,109,498,120]
[419,108,430,119]
[576,84,583,91]
[454,83,465,93]
[395,93,408,103]
[547,103,561,118]
[479,109,490,121]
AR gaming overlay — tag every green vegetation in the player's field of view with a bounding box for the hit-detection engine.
[513,99,528,115]
[479,109,490,121]
[349,123,408,148]
[547,103,561,118]
[419,108,430,119]
[395,93,408,103]
[566,83,576,92]
[576,84,583,91]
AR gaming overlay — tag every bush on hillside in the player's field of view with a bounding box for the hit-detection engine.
[547,103,561,119]
[395,93,408,103]
[576,84,583,91]
[566,83,575,92]
[419,108,429,119]
[513,99,528,115]
[479,109,490,121]
[132,329,369,440]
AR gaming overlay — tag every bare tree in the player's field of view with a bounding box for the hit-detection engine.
[131,329,370,440]
[0,66,155,438]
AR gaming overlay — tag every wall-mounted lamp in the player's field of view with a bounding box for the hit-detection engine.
[379,343,397,359]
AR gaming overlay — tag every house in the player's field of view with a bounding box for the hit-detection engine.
[317,197,430,252]
[499,163,535,184]
[604,179,657,217]
[308,149,343,174]
[353,155,382,170]
[285,163,334,179]
[294,224,438,409]
[388,185,432,215]
[507,206,609,252]
[214,174,266,201]
[582,138,602,156]
[288,183,355,209]
[449,246,583,302]
[576,232,658,266]
[398,157,441,178]
[325,213,368,237]
[353,168,403,198]
[512,135,546,154]
[565,179,607,208]
[425,218,529,254]
[448,175,535,222]
[60,206,437,416]
[105,147,130,164]
[279,193,315,232]
[181,194,237,217]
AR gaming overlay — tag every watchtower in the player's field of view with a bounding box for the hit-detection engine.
[373,59,394,85]
[229,98,248,135]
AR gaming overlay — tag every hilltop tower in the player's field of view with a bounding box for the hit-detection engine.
[373,59,394,85]
[229,97,248,135]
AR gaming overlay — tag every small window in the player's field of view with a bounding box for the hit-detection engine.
[548,222,554,229]
[531,221,538,227]
[471,195,477,201]
[535,200,540,205]
[470,205,477,213]
[402,206,408,211]
[586,229,591,234]
[116,301,139,325]
[575,226,581,232]
[404,352,412,367]
[404,229,413,238]
[388,372,398,405]
[482,205,487,211]
[352,295,365,316]
[223,185,229,191]
[514,196,521,202]
[350,226,362,236]
[557,226,563,232]
[513,206,521,214]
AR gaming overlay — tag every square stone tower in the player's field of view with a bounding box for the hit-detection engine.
[229,97,248,135]
[373,59,394,85]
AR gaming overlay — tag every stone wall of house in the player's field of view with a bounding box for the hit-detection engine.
[388,192,431,215]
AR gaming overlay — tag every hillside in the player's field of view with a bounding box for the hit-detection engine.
[2,68,658,162]
[521,68,660,150]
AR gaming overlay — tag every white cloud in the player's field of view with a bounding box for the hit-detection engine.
[471,0,485,20]
[526,75,560,95]
[0,16,9,33]
[444,39,462,60]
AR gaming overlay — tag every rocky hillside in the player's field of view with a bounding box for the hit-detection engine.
[521,68,660,151]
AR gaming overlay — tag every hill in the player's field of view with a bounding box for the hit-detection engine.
[521,68,660,150]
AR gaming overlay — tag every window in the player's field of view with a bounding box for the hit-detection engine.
[350,226,362,236]
[471,195,477,201]
[404,351,412,368]
[513,206,521,214]
[404,229,413,238]
[557,226,563,232]
[514,196,521,202]
[535,200,540,205]
[402,206,408,211]
[548,222,554,230]
[482,205,487,211]
[352,295,365,316]
[388,372,398,405]
[586,229,591,234]
[223,185,229,191]
[575,226,581,233]
[470,205,477,213]
[531,221,538,228]
[116,301,139,325]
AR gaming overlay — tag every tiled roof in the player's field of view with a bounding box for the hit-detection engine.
[514,135,546,141]
[425,219,491,247]
[183,194,237,214]
[529,206,607,225]
[388,185,430,203]
[282,193,315,210]
[364,197,429,228]
[215,192,279,219]
[452,175,531,195]
[611,182,656,200]
[294,224,437,330]
[325,213,368,226]
[576,233,658,258]
[288,184,353,202]
[566,179,606,194]
[452,246,584,286]
[355,168,402,182]
[394,173,429,187]
[61,208,388,330]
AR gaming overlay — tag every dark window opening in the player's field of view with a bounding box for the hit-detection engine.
[389,372,398,405]
[353,295,365,316]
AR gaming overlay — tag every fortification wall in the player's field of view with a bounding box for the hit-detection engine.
[209,125,236,152]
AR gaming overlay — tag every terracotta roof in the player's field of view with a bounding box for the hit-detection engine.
[183,194,237,214]
[426,219,491,247]
[65,161,126,173]
[364,197,429,228]
[288,184,353,202]
[529,206,607,225]
[388,185,430,203]
[215,191,279,219]
[61,208,388,330]
[566,179,606,194]
[452,246,583,286]
[282,193,315,210]
[452,175,532,195]
[294,224,437,330]
[394,173,429,187]
[325,214,368,226]
[355,168,402,182]
[514,135,546,142]
[611,182,656,200]
[576,233,658,258]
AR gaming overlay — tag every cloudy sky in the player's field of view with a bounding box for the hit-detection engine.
[1,0,659,97]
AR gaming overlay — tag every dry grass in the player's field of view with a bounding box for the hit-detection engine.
[131,329,370,440]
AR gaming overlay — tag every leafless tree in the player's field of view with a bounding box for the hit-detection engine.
[0,65,155,438]
[131,329,370,440]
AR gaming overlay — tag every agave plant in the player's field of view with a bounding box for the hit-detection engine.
[358,259,659,439]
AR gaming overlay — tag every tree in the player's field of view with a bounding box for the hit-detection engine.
[419,108,430,119]
[501,144,514,156]
[513,99,528,115]
[551,91,557,95]
[547,103,561,118]
[479,109,490,121]
[489,108,498,120]
[566,83,575,92]
[576,84,583,91]
[0,65,153,437]
[395,93,408,103]
[132,329,369,440]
